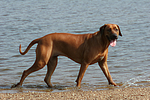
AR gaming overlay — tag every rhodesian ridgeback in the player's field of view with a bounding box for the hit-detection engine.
[12,24,122,88]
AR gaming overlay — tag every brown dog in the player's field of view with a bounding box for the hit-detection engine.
[12,24,122,88]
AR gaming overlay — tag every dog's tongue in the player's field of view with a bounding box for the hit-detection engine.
[110,39,116,47]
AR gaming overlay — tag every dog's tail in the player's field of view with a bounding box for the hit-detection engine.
[19,38,40,55]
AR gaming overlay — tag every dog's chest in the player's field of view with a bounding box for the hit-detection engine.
[100,56,104,60]
[93,54,105,62]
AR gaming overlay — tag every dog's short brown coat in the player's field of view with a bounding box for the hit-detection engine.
[12,24,122,88]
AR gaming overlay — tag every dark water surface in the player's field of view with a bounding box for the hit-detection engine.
[0,0,150,93]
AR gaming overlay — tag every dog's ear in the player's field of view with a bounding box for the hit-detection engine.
[117,25,122,36]
[99,24,107,35]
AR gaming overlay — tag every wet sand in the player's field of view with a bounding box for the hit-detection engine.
[0,87,150,100]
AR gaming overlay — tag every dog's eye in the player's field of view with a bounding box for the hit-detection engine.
[115,28,119,31]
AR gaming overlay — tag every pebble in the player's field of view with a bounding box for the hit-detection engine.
[0,87,150,100]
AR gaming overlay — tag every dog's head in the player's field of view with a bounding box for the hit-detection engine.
[100,24,122,47]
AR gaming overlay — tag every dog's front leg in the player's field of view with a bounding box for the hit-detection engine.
[76,63,89,87]
[98,61,117,86]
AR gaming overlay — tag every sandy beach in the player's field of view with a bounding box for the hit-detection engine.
[0,87,150,100]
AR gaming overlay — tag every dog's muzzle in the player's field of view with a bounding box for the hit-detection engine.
[107,34,118,41]
[107,34,118,47]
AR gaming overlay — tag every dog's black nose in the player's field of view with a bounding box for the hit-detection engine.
[111,34,118,40]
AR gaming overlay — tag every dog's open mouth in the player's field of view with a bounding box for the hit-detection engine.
[106,35,117,47]
[110,39,117,47]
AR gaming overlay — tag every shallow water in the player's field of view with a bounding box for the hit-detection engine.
[0,0,150,93]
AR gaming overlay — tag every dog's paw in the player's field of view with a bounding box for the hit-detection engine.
[11,83,21,88]
[109,82,118,86]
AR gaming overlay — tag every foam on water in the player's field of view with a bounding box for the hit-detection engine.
[123,76,150,88]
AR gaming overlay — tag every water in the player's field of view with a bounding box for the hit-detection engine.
[0,0,150,93]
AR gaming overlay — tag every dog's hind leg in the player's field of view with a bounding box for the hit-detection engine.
[12,61,46,88]
[12,45,51,88]
[44,56,58,87]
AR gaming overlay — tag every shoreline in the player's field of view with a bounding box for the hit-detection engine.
[0,87,150,100]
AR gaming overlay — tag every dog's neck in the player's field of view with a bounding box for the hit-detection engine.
[95,31,110,51]
[84,31,109,55]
